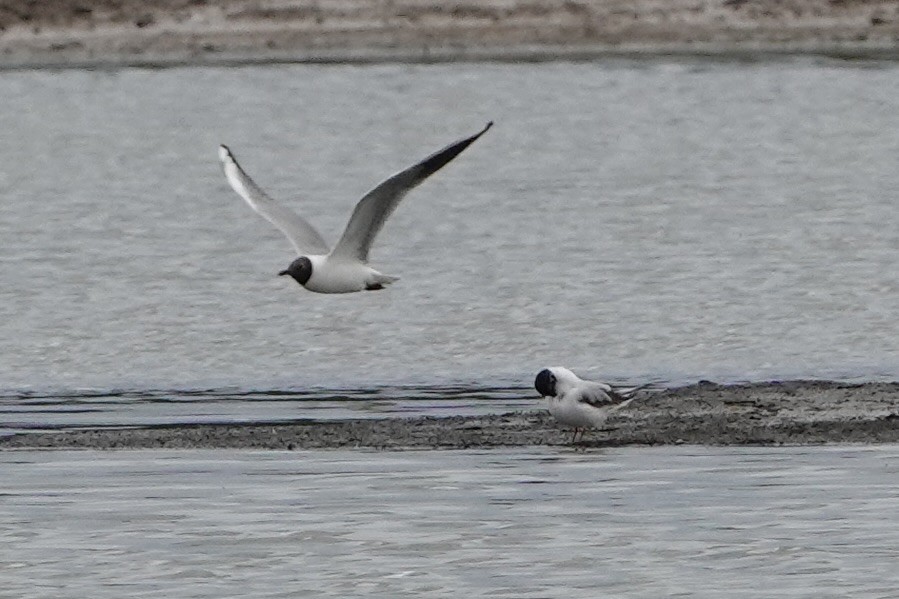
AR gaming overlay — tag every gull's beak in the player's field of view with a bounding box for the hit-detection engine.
[278,270,289,276]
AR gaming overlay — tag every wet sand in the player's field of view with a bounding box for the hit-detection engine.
[1,0,898,68]
[3,380,898,450]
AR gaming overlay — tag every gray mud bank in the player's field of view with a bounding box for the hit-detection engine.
[3,0,899,70]
[3,381,899,450]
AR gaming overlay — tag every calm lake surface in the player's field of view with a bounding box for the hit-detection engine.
[2,59,898,401]
[3,445,899,598]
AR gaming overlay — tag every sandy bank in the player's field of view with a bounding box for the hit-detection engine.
[3,380,898,450]
[1,0,898,68]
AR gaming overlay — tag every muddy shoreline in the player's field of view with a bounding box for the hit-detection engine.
[1,0,898,69]
[3,380,898,450]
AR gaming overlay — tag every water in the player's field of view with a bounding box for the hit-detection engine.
[1,59,898,400]
[1,445,898,598]
[0,384,531,435]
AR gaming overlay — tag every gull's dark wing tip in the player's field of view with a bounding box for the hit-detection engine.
[606,389,628,403]
[472,121,493,140]
[417,121,493,179]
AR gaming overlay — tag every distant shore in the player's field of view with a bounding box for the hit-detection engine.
[3,380,899,450]
[1,0,898,69]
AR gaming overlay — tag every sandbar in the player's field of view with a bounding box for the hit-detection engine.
[3,380,898,450]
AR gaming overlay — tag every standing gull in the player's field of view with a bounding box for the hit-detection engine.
[218,122,492,294]
[534,367,646,443]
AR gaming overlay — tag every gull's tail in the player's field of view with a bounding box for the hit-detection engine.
[365,273,400,291]
[609,383,657,411]
[375,273,400,286]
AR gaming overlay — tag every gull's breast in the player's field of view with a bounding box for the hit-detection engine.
[303,256,373,294]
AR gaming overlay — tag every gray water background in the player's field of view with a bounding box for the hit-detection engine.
[3,445,899,598]
[0,58,898,429]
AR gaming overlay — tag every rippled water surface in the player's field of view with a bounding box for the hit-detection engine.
[0,384,531,435]
[1,59,898,403]
[3,445,899,598]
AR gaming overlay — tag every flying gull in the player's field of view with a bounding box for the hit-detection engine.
[534,367,648,443]
[218,122,492,294]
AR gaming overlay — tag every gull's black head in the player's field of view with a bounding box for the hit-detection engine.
[278,256,313,286]
[534,368,557,397]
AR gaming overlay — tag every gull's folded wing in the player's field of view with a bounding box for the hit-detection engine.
[574,383,617,408]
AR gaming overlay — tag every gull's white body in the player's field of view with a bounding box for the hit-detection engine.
[217,123,492,294]
[547,392,620,430]
[535,367,645,443]
[303,255,390,294]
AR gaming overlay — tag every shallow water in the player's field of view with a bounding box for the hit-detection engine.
[1,58,898,401]
[0,384,531,435]
[2,445,898,598]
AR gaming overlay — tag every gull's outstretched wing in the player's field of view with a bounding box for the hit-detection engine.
[329,122,492,263]
[218,145,331,256]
